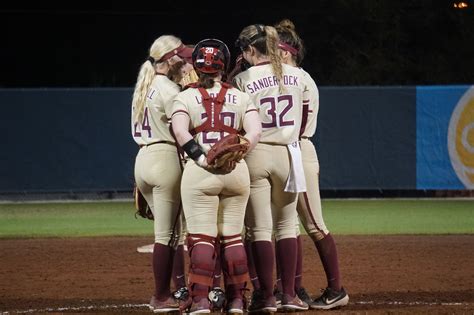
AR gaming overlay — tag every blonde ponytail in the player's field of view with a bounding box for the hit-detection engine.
[131,35,184,124]
[132,61,155,124]
[264,26,284,93]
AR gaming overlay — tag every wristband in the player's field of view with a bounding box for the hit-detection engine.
[182,139,204,161]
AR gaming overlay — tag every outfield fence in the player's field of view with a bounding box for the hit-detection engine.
[1,85,473,199]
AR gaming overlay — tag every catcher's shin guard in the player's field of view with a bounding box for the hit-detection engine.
[187,234,217,299]
[221,234,249,300]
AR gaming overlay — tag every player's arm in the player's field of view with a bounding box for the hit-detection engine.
[171,112,193,146]
[243,109,261,152]
[241,94,261,152]
[171,111,208,168]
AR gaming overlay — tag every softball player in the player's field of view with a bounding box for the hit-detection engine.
[274,19,349,310]
[171,38,261,314]
[233,24,309,313]
[131,34,193,313]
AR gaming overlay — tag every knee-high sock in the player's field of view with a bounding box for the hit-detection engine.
[276,238,297,297]
[251,241,274,298]
[172,244,186,289]
[315,233,341,291]
[294,235,303,290]
[245,239,260,290]
[275,239,282,292]
[213,240,222,288]
[172,245,186,290]
[153,243,174,300]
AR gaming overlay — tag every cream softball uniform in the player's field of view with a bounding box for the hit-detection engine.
[170,82,257,238]
[133,74,183,246]
[233,63,308,242]
[297,69,329,238]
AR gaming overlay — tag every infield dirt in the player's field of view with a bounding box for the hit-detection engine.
[1,235,473,314]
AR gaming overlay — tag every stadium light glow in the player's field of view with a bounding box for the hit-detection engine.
[453,2,469,9]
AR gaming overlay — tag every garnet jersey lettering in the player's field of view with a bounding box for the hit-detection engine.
[233,63,308,144]
[133,75,181,145]
[171,82,256,153]
[131,105,146,146]
[300,69,319,139]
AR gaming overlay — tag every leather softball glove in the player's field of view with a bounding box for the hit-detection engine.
[206,134,250,174]
[133,184,154,220]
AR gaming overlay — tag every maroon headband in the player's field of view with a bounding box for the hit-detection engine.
[278,42,299,56]
[158,44,193,62]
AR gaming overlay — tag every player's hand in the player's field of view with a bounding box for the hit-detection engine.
[195,154,213,171]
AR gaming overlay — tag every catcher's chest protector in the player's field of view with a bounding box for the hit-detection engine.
[190,83,238,136]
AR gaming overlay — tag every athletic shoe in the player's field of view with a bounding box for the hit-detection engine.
[295,287,313,305]
[148,295,180,313]
[247,289,277,313]
[186,297,211,314]
[281,293,309,311]
[273,287,283,310]
[208,287,226,311]
[311,287,349,310]
[226,297,245,314]
[173,286,190,301]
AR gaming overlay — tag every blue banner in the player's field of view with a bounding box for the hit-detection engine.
[416,85,474,189]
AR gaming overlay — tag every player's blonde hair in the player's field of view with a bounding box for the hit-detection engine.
[132,35,183,124]
[238,24,284,93]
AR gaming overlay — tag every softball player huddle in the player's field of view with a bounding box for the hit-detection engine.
[131,20,348,315]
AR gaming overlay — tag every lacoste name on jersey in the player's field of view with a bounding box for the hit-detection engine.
[245,75,299,94]
[194,92,238,105]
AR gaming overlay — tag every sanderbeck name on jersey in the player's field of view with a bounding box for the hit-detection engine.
[245,75,299,94]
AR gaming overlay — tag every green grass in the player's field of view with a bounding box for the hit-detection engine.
[0,199,472,238]
[0,201,153,238]
[321,199,474,234]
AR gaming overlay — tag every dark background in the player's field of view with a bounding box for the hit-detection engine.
[1,2,473,199]
[1,1,473,88]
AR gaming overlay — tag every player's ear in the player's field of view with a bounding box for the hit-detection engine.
[281,50,291,61]
[249,46,256,56]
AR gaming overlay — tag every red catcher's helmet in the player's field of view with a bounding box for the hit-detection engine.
[192,38,230,74]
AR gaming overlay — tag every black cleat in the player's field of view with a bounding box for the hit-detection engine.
[248,289,277,313]
[281,293,309,312]
[311,287,349,310]
[273,287,283,310]
[295,287,313,305]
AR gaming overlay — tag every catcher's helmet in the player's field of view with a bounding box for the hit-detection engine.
[192,38,230,74]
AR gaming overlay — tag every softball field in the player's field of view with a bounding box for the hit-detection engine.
[0,199,473,314]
